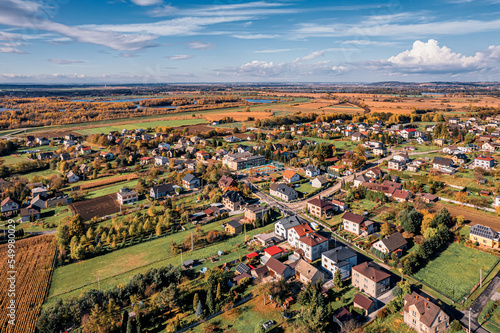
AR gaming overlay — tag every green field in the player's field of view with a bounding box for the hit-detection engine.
[412,243,499,302]
[46,218,274,305]
[76,118,208,135]
[295,182,315,196]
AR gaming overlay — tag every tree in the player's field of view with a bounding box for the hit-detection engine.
[121,311,129,333]
[380,222,394,237]
[195,300,204,318]
[333,269,343,289]
[193,293,199,313]
[206,289,215,314]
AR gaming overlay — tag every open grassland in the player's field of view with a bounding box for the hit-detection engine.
[76,118,208,135]
[46,220,274,305]
[412,243,499,302]
[479,300,500,333]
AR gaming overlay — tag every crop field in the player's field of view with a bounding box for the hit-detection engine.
[69,193,122,221]
[76,173,138,191]
[432,203,500,230]
[412,243,499,302]
[0,235,57,333]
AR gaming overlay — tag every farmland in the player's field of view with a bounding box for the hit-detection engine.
[412,243,499,302]
[69,193,122,221]
[0,235,57,333]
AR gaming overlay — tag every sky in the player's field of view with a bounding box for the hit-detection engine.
[0,0,500,84]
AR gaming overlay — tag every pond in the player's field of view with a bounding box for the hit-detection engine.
[245,99,278,103]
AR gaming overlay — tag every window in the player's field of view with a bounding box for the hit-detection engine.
[438,316,441,322]
[412,311,416,317]
[412,319,416,325]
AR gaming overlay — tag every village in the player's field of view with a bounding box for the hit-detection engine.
[4,109,500,333]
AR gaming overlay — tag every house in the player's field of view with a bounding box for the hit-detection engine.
[403,292,449,333]
[196,150,210,161]
[393,153,409,163]
[236,145,250,154]
[150,183,175,199]
[38,152,56,160]
[66,171,80,183]
[282,170,300,183]
[253,232,280,247]
[117,188,138,205]
[452,153,468,165]
[218,175,237,190]
[474,155,495,170]
[244,204,270,223]
[295,259,325,285]
[288,224,314,248]
[432,157,453,170]
[469,224,499,248]
[222,190,245,211]
[269,183,298,201]
[182,174,201,189]
[311,176,328,189]
[1,197,19,216]
[80,146,92,155]
[392,189,412,203]
[353,293,377,315]
[372,232,407,257]
[305,165,320,177]
[434,139,446,146]
[79,164,90,174]
[331,199,348,212]
[353,174,370,188]
[32,186,48,198]
[251,266,270,279]
[235,262,252,275]
[400,128,417,139]
[296,232,329,262]
[365,167,383,179]
[307,197,334,218]
[321,246,357,279]
[263,245,285,259]
[20,205,40,222]
[373,147,387,156]
[421,193,438,203]
[225,220,243,235]
[265,257,294,280]
[274,215,302,240]
[60,152,71,161]
[388,159,406,171]
[36,137,50,145]
[140,156,153,165]
[342,212,371,235]
[351,132,366,141]
[352,262,391,298]
[154,155,169,166]
[100,152,114,160]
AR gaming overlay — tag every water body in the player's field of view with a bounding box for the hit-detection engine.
[71,97,162,103]
[421,93,445,96]
[245,99,278,103]
[0,108,14,112]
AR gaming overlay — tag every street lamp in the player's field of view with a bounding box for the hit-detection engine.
[469,307,472,333]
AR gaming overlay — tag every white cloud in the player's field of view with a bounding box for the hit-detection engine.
[0,0,157,51]
[188,41,216,49]
[232,34,280,39]
[294,18,500,38]
[49,59,85,65]
[130,0,162,6]
[166,54,193,60]
[149,2,294,17]
[254,48,293,53]
[0,46,26,53]
[354,39,500,76]
[221,50,344,78]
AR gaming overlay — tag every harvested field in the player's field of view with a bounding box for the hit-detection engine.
[202,110,273,122]
[69,194,121,221]
[77,173,138,191]
[172,124,227,134]
[20,129,80,139]
[432,203,500,230]
[0,235,57,333]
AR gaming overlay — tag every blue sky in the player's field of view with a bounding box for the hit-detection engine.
[0,0,499,83]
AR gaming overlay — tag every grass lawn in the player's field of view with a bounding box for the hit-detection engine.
[295,182,315,196]
[45,219,274,305]
[76,118,207,135]
[412,243,499,302]
[364,313,416,333]
[479,300,500,333]
[85,179,139,199]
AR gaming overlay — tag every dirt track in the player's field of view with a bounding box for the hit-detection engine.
[432,203,500,230]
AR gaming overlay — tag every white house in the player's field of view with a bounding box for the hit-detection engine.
[274,215,303,239]
[305,165,320,177]
[154,155,169,166]
[321,247,358,279]
[66,171,80,183]
[296,233,329,262]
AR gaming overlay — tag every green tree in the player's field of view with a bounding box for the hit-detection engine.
[193,293,199,313]
[333,269,343,289]
[195,300,204,318]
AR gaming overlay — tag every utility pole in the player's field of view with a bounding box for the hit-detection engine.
[469,308,471,333]
[480,268,482,288]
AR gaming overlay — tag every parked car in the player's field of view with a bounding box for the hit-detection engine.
[262,320,275,330]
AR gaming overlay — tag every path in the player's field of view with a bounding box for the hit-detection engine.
[439,197,495,213]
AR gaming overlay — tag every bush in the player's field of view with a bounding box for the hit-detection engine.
[449,319,462,332]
